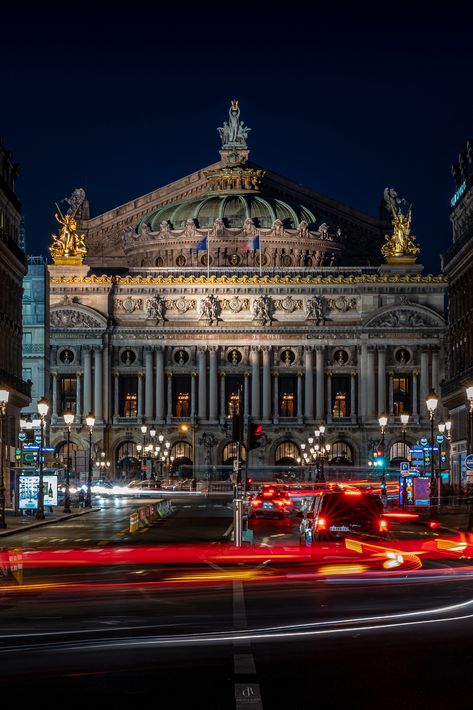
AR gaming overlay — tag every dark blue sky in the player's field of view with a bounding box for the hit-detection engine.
[2,6,473,274]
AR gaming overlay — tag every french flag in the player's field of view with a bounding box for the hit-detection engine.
[241,234,260,252]
[192,235,208,253]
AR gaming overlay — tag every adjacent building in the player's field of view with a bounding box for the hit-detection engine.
[441,136,473,486]
[0,137,31,500]
[46,104,446,480]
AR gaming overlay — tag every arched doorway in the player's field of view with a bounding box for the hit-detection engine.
[170,441,193,478]
[222,442,247,465]
[389,441,411,465]
[55,441,85,480]
[116,441,140,482]
[274,441,300,466]
[329,441,354,466]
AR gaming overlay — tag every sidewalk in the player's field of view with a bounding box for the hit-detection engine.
[0,506,100,538]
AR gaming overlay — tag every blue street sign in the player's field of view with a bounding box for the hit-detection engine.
[466,455,473,471]
[400,461,409,472]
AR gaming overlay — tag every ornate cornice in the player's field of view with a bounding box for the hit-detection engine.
[50,274,446,286]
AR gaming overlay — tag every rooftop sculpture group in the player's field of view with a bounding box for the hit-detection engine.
[381,187,420,264]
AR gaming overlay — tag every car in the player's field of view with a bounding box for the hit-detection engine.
[250,485,294,519]
[299,488,387,544]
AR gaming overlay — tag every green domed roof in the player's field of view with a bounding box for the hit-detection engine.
[137,194,319,232]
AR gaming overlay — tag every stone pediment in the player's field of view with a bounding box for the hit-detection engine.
[50,304,107,330]
[364,304,445,329]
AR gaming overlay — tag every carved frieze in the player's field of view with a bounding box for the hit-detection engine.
[274,296,302,313]
[50,309,104,329]
[327,296,357,312]
[369,309,437,328]
[115,297,143,314]
[221,296,249,313]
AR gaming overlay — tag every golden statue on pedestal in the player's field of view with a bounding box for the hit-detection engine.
[49,209,87,264]
[381,188,420,264]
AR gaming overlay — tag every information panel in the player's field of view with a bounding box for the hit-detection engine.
[413,476,430,506]
[18,475,58,510]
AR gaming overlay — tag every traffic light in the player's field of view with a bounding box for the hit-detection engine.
[373,450,385,468]
[247,478,253,491]
[249,422,263,450]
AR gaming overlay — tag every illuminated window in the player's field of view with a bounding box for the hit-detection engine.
[281,393,295,417]
[222,442,247,463]
[329,441,353,465]
[171,441,193,460]
[389,442,411,462]
[176,392,190,417]
[332,375,350,417]
[275,441,300,464]
[119,376,138,417]
[333,391,347,418]
[60,376,77,413]
[393,376,410,415]
[227,391,241,417]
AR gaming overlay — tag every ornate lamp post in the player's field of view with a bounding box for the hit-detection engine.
[63,412,74,513]
[85,412,95,507]
[400,413,410,507]
[378,413,388,506]
[426,389,439,509]
[140,425,147,479]
[36,396,50,520]
[0,388,9,529]
[466,385,473,454]
[180,423,196,480]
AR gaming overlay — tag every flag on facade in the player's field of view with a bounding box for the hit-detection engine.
[241,234,260,252]
[192,235,208,253]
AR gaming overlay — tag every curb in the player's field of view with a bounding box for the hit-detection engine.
[0,508,101,538]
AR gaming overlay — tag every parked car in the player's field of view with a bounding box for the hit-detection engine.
[299,488,387,544]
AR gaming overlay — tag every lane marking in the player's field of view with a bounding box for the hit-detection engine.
[233,580,263,708]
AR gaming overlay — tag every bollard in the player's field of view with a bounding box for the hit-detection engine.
[234,497,243,547]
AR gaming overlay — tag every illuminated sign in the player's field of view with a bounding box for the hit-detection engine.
[451,181,466,208]
[17,475,58,510]
[413,477,430,506]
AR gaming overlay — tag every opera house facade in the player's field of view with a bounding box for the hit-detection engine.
[47,103,446,478]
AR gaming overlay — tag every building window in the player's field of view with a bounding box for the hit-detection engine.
[329,441,353,465]
[393,376,410,415]
[60,376,77,413]
[119,376,138,417]
[22,368,32,382]
[173,375,191,416]
[279,376,296,416]
[389,442,411,462]
[222,442,247,463]
[275,441,300,464]
[332,375,350,418]
[23,332,32,346]
[225,375,244,416]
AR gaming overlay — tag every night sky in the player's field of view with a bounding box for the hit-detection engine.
[2,6,473,275]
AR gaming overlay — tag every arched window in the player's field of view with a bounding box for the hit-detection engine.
[171,441,193,462]
[222,442,247,464]
[116,441,141,481]
[389,441,411,463]
[329,441,353,465]
[55,441,86,476]
[275,441,300,465]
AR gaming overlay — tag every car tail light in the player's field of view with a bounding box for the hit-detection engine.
[428,520,440,529]
[379,519,388,531]
[251,499,262,508]
[317,517,327,530]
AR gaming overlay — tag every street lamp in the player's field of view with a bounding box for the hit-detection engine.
[36,396,50,520]
[63,412,74,513]
[0,388,9,529]
[140,425,147,479]
[179,423,196,480]
[85,412,95,507]
[378,412,388,506]
[466,385,473,454]
[426,389,439,509]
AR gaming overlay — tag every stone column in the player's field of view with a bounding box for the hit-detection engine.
[304,347,314,420]
[432,350,439,393]
[420,350,429,419]
[94,347,103,421]
[191,372,197,420]
[367,349,376,418]
[198,348,207,420]
[388,373,394,416]
[316,348,324,420]
[145,348,154,421]
[83,347,92,415]
[219,372,226,420]
[326,373,332,421]
[52,372,58,417]
[262,347,271,421]
[412,371,419,418]
[113,372,119,417]
[76,372,82,418]
[251,348,260,419]
[377,347,386,415]
[167,373,173,420]
[209,348,218,421]
[273,373,279,423]
[103,341,109,424]
[156,348,165,421]
[359,345,366,420]
[137,373,144,419]
[297,372,303,419]
[350,373,356,418]
[244,373,250,419]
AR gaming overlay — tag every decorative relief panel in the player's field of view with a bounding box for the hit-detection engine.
[50,309,104,329]
[274,296,302,313]
[327,296,357,312]
[221,296,249,313]
[115,297,143,313]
